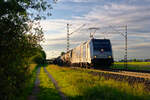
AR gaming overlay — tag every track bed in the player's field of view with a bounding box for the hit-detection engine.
[72,67,150,91]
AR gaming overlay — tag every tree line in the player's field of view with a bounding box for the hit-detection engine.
[0,0,55,99]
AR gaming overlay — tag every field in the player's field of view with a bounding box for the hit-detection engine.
[112,62,150,71]
[37,67,61,100]
[21,64,150,100]
[45,65,150,100]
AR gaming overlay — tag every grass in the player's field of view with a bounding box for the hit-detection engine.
[16,64,38,100]
[46,65,150,100]
[112,62,150,71]
[37,67,61,100]
[28,64,37,73]
[115,62,150,65]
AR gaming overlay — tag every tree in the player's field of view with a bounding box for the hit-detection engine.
[61,52,65,56]
[0,0,56,99]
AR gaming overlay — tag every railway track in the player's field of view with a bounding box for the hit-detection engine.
[105,68,150,73]
[70,66,150,79]
[70,66,150,91]
[88,68,150,91]
[93,69,150,79]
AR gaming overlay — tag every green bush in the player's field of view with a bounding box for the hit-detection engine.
[0,0,53,99]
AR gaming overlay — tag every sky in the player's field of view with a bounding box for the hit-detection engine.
[40,0,150,60]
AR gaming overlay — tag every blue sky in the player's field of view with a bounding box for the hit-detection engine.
[40,0,150,60]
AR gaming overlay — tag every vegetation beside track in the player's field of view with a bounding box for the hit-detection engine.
[37,67,61,100]
[16,64,38,100]
[115,62,150,65]
[46,65,150,100]
[112,62,150,71]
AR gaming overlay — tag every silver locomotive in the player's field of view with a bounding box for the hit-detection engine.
[55,38,114,68]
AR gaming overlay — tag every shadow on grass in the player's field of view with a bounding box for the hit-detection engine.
[37,86,61,100]
[37,63,48,68]
[36,64,61,100]
[17,64,41,100]
[68,85,150,100]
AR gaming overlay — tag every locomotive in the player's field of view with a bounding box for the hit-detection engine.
[54,38,114,68]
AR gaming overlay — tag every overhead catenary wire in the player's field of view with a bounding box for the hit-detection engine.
[67,23,86,52]
[91,25,128,68]
[109,25,128,68]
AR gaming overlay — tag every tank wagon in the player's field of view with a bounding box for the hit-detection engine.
[55,38,114,68]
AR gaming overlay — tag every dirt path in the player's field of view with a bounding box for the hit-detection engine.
[28,67,41,100]
[44,67,67,100]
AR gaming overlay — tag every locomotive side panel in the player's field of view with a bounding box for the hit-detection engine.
[71,45,81,64]
[87,41,92,63]
[71,42,90,66]
[82,41,91,63]
[71,40,92,67]
[82,43,86,62]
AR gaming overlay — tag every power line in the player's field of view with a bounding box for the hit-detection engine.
[66,23,85,52]
[109,25,128,69]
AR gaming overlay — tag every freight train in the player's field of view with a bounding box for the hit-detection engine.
[54,38,114,68]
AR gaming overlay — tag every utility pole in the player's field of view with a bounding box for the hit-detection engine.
[109,25,128,69]
[66,23,85,52]
[67,24,70,52]
[124,25,128,69]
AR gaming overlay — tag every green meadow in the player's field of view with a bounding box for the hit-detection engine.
[37,67,61,100]
[112,62,150,71]
[45,65,150,100]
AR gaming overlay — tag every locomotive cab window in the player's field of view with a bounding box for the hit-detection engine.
[93,39,111,52]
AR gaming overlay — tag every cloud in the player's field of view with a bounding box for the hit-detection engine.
[84,3,150,25]
[59,0,102,3]
[41,1,150,59]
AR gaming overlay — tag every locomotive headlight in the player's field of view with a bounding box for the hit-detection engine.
[100,49,104,52]
[108,56,112,58]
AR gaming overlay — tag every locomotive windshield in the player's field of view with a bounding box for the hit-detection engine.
[92,39,111,52]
